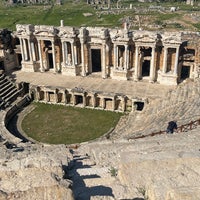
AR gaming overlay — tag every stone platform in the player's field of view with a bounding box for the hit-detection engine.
[11,70,175,99]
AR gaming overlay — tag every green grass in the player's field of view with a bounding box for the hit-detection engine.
[21,102,123,144]
[0,1,199,31]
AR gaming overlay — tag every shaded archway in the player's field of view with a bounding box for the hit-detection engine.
[142,60,150,77]
[91,49,101,72]
[181,65,190,80]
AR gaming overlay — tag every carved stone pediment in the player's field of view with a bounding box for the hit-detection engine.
[110,29,131,42]
[87,27,109,40]
[162,32,182,44]
[134,31,160,43]
[58,27,78,38]
[16,24,34,36]
[34,25,58,37]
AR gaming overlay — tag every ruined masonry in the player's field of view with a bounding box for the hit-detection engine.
[13,23,200,85]
[1,23,200,112]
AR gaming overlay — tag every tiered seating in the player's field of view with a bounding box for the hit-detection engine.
[0,73,20,109]
[112,79,200,139]
[69,126,200,199]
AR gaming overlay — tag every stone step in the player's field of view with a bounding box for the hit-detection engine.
[76,167,110,178]
[0,82,13,93]
[0,73,5,80]
[3,90,19,107]
[84,176,116,187]
[0,84,15,97]
[0,79,9,88]
[2,88,18,101]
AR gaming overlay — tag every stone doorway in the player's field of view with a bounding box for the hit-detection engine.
[17,54,22,67]
[142,60,150,77]
[0,61,4,70]
[76,95,83,105]
[48,53,53,69]
[91,49,101,72]
[134,101,144,111]
[181,65,190,80]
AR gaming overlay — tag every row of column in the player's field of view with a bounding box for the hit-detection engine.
[134,44,180,81]
[20,37,180,79]
[20,37,58,72]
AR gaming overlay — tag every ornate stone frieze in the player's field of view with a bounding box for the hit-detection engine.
[16,24,34,36]
[162,32,182,45]
[86,27,109,40]
[58,27,78,39]
[110,28,131,42]
[34,25,58,36]
[133,30,161,43]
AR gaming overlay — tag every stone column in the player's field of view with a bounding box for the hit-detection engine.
[102,98,105,109]
[45,91,49,102]
[61,41,66,67]
[83,95,86,107]
[174,46,180,75]
[134,45,139,81]
[54,91,58,103]
[31,41,36,61]
[74,43,78,65]
[131,99,135,112]
[124,44,129,70]
[38,40,44,72]
[121,97,126,112]
[19,38,25,61]
[150,46,155,82]
[71,42,75,67]
[92,94,96,108]
[102,43,106,78]
[162,47,168,73]
[112,97,115,111]
[114,44,117,69]
[35,89,39,101]
[51,40,57,72]
[64,91,67,104]
[28,39,33,62]
[81,41,86,76]
[23,39,28,61]
[72,93,76,106]
[65,42,68,65]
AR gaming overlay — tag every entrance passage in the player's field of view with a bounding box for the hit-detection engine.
[48,53,53,69]
[181,66,190,80]
[76,95,83,105]
[91,49,101,72]
[0,61,4,70]
[142,60,150,77]
[17,54,22,67]
[134,101,144,111]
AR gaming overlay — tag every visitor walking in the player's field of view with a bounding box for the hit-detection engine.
[166,120,177,134]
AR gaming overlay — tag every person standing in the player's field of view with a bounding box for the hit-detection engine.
[166,120,177,134]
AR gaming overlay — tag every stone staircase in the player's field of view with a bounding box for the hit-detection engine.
[69,126,200,199]
[68,149,127,200]
[0,73,21,109]
[111,79,200,139]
